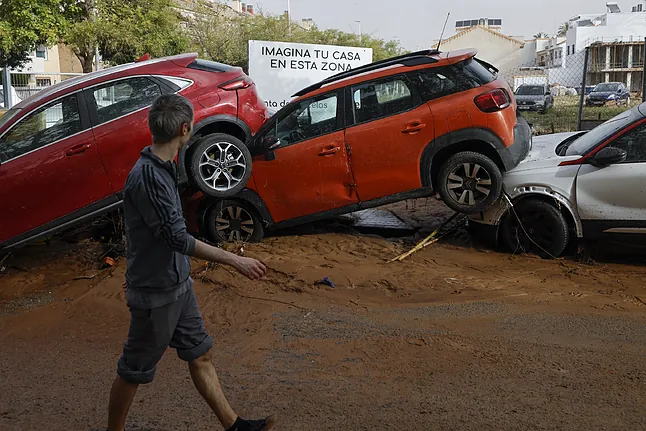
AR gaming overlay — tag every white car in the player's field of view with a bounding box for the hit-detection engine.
[469,104,646,257]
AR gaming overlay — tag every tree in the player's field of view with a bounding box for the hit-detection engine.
[189,6,406,72]
[0,0,67,68]
[557,22,571,37]
[61,0,189,73]
[533,32,548,39]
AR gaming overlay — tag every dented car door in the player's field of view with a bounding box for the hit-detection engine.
[250,90,358,223]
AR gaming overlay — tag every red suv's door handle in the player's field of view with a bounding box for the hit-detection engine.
[318,146,340,156]
[402,122,427,133]
[66,143,92,156]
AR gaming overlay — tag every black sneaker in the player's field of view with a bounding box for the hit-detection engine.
[227,416,276,431]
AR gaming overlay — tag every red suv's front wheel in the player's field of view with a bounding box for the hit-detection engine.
[437,151,503,214]
[189,133,252,198]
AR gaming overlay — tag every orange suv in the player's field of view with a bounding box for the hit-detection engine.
[189,49,531,243]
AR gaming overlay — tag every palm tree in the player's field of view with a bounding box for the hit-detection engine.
[557,22,570,37]
[534,32,548,39]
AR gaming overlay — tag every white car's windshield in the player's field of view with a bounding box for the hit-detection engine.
[566,108,639,156]
[593,83,619,92]
[516,86,544,96]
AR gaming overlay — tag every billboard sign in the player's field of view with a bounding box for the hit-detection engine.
[248,40,373,112]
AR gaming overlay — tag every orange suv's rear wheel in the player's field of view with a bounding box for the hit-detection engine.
[437,151,503,214]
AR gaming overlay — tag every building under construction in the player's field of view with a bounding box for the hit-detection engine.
[586,41,645,92]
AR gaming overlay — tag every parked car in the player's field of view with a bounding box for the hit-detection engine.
[586,82,631,107]
[189,49,532,243]
[515,84,554,113]
[469,103,646,258]
[0,86,22,108]
[0,52,268,248]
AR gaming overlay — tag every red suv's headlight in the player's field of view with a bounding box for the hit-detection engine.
[474,89,510,113]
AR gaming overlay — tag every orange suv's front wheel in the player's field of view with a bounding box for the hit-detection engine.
[437,151,503,214]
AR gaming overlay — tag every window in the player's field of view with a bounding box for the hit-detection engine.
[35,46,47,59]
[159,77,193,92]
[352,77,414,124]
[412,68,461,101]
[0,94,82,163]
[607,123,646,163]
[36,78,52,87]
[572,45,575,54]
[273,93,339,146]
[91,77,162,124]
[567,46,570,55]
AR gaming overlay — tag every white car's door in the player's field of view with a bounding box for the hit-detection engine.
[576,122,646,237]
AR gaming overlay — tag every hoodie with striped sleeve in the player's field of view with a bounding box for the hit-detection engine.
[122,146,197,309]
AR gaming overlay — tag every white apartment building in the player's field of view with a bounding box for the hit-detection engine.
[561,1,646,90]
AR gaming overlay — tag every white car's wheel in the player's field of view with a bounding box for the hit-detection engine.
[500,199,570,258]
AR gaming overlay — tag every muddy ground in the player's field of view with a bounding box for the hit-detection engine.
[0,200,645,431]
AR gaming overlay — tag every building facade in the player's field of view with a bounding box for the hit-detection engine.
[436,25,525,74]
[564,2,646,91]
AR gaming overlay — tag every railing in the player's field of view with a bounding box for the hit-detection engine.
[587,61,644,72]
[585,36,646,46]
[8,72,84,104]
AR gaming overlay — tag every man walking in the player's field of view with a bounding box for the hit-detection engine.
[108,94,274,431]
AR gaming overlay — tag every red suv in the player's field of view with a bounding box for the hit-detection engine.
[188,49,532,243]
[0,53,267,248]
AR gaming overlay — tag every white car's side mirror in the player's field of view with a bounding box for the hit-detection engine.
[593,147,627,167]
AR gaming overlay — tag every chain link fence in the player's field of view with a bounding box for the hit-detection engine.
[501,40,646,135]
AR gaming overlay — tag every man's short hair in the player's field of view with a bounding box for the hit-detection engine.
[148,94,194,144]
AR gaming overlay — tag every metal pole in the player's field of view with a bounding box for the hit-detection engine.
[1,68,12,109]
[286,0,291,36]
[356,20,362,43]
[642,37,646,103]
[95,46,101,72]
[577,47,590,131]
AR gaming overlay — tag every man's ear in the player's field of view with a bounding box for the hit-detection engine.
[181,122,190,136]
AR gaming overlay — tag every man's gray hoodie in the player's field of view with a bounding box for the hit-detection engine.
[123,146,196,309]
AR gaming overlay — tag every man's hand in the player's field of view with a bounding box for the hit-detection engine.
[233,256,267,280]
[193,239,267,280]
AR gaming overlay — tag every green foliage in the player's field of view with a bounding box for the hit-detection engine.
[557,22,570,38]
[189,5,406,71]
[94,0,190,67]
[0,0,188,72]
[61,0,189,72]
[0,0,67,68]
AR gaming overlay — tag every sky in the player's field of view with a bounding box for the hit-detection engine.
[252,0,639,49]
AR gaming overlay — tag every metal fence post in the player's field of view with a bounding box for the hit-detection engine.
[577,47,590,131]
[642,37,646,103]
[1,68,12,109]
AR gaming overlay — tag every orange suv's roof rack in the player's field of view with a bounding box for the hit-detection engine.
[292,49,441,97]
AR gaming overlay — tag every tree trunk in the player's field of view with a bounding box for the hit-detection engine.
[76,47,94,74]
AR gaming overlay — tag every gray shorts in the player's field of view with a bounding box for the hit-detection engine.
[117,286,213,385]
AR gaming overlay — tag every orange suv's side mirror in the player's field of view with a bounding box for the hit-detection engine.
[262,136,279,161]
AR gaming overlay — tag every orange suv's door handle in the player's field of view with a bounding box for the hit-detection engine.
[66,143,92,156]
[318,146,340,156]
[402,122,427,133]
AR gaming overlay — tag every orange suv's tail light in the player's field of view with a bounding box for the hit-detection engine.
[474,89,510,113]
[219,76,254,91]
